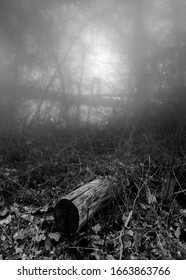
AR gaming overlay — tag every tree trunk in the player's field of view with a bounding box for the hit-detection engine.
[54,178,121,235]
[170,0,185,87]
[131,0,148,119]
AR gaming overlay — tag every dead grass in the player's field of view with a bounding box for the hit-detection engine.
[0,119,186,259]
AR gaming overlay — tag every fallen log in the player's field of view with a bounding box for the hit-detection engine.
[54,178,120,235]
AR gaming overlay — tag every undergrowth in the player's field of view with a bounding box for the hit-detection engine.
[0,120,186,260]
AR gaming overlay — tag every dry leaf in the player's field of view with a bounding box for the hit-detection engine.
[49,232,61,242]
[13,229,28,240]
[21,214,34,222]
[0,207,9,217]
[146,188,157,204]
[92,223,101,234]
[0,215,12,225]
[106,254,116,260]
[174,227,181,239]
[45,237,53,252]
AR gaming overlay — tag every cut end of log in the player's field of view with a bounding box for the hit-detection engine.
[54,199,79,234]
[54,178,120,235]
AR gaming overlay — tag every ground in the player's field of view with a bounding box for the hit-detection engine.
[0,122,186,260]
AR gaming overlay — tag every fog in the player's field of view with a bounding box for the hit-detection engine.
[0,0,185,129]
[1,0,186,261]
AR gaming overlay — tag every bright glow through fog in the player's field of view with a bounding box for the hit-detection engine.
[89,44,113,77]
[83,28,117,79]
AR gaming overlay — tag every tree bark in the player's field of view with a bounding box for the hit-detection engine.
[54,178,121,235]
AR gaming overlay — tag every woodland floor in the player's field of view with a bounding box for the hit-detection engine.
[0,121,186,260]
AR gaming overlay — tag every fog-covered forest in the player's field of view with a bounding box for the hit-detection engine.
[0,0,186,260]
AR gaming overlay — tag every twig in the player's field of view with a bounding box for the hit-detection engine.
[119,210,133,260]
[0,171,23,190]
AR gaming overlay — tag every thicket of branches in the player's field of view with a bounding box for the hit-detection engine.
[0,0,185,133]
